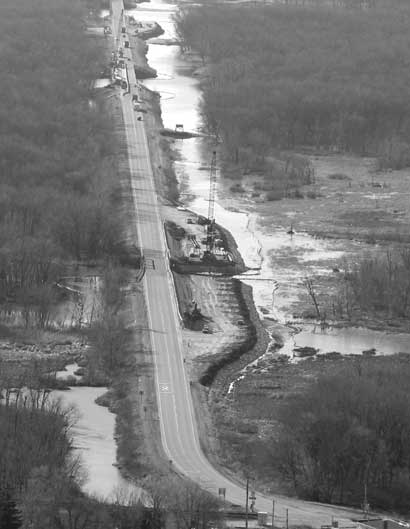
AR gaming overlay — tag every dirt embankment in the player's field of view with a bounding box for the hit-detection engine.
[127,34,157,79]
[162,201,269,383]
[162,202,274,482]
[142,92,181,205]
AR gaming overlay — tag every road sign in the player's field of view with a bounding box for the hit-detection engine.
[218,488,226,498]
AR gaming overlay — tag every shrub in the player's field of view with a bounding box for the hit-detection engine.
[328,173,351,180]
[230,183,245,193]
[265,190,283,201]
[287,189,304,199]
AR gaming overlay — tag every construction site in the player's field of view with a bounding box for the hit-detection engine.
[165,152,244,275]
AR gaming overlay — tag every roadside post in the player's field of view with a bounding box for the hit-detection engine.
[245,478,249,529]
[218,487,226,511]
[272,499,275,529]
[249,490,256,513]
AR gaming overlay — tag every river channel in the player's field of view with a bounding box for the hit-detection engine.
[128,0,410,359]
[54,366,137,500]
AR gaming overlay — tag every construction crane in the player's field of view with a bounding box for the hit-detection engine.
[206,151,217,253]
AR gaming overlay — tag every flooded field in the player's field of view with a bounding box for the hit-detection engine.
[282,325,410,358]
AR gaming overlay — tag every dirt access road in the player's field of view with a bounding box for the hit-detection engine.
[111,0,364,525]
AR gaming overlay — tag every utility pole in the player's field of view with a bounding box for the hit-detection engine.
[245,478,249,529]
[363,482,370,520]
[271,499,275,529]
[207,151,217,224]
[218,488,226,511]
[286,508,289,529]
[362,459,370,520]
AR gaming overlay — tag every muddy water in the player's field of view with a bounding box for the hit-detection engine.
[282,325,410,358]
[54,385,137,500]
[56,362,83,381]
[128,0,410,357]
[54,365,138,500]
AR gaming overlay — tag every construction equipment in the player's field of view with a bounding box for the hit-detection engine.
[205,150,217,253]
[183,301,203,329]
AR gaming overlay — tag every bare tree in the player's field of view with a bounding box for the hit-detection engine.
[143,475,224,529]
[303,278,322,320]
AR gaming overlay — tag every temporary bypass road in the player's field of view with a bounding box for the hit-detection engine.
[111,1,363,526]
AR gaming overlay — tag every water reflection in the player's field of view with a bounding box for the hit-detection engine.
[282,325,410,358]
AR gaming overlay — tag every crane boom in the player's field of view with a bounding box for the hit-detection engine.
[206,151,217,253]
[207,151,217,223]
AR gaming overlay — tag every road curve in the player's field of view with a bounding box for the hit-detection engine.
[110,2,363,526]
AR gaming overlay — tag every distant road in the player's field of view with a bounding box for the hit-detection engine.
[110,2,363,526]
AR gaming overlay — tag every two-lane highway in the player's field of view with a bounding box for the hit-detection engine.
[110,2,363,525]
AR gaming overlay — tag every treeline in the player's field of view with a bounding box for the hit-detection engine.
[0,369,81,528]
[175,4,410,168]
[333,250,410,321]
[275,0,393,7]
[0,0,121,321]
[272,357,410,512]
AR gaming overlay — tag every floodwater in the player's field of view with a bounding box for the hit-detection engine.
[127,0,410,356]
[93,78,112,88]
[54,275,102,329]
[1,377,133,499]
[56,362,82,381]
[54,385,138,500]
[282,325,410,358]
[54,364,138,500]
